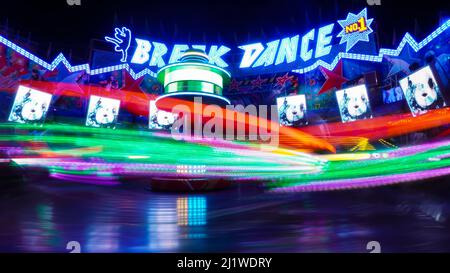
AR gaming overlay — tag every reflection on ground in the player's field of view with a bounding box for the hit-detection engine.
[1,178,450,253]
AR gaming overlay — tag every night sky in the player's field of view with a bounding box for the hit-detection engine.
[0,0,447,61]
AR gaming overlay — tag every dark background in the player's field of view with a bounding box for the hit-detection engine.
[0,0,448,61]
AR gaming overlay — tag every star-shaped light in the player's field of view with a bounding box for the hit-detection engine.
[229,79,242,91]
[275,73,294,88]
[318,60,348,95]
[384,56,411,77]
[251,76,267,90]
[337,8,374,52]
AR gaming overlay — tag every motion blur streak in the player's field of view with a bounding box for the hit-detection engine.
[2,120,450,191]
[269,139,450,192]
[0,124,327,183]
[303,108,450,141]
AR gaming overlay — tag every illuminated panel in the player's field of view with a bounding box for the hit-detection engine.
[156,92,231,105]
[276,95,308,127]
[200,82,215,94]
[85,96,121,129]
[8,86,52,125]
[336,85,373,123]
[165,82,217,94]
[157,49,231,104]
[177,197,207,227]
[163,66,224,89]
[399,66,446,117]
[149,100,178,129]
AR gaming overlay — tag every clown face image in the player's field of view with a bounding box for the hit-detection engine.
[86,96,120,128]
[149,100,178,130]
[95,105,117,125]
[277,95,308,127]
[336,85,373,123]
[156,111,176,126]
[413,80,437,108]
[8,86,52,124]
[21,101,47,121]
[400,66,446,116]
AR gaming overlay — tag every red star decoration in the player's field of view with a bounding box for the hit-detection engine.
[251,76,267,90]
[122,72,145,93]
[119,72,149,116]
[275,73,294,88]
[318,61,348,95]
[43,66,59,79]
[229,79,242,91]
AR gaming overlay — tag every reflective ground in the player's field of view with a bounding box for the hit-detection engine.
[1,177,450,253]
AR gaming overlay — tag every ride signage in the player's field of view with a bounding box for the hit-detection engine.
[104,8,376,75]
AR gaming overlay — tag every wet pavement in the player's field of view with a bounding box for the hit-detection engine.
[1,178,450,253]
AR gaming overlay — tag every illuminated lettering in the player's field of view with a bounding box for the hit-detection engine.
[253,40,280,67]
[275,35,299,65]
[301,29,315,62]
[149,42,168,67]
[105,8,377,73]
[315,23,334,58]
[169,44,189,63]
[345,17,368,34]
[131,38,152,64]
[207,45,231,68]
[238,43,264,68]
